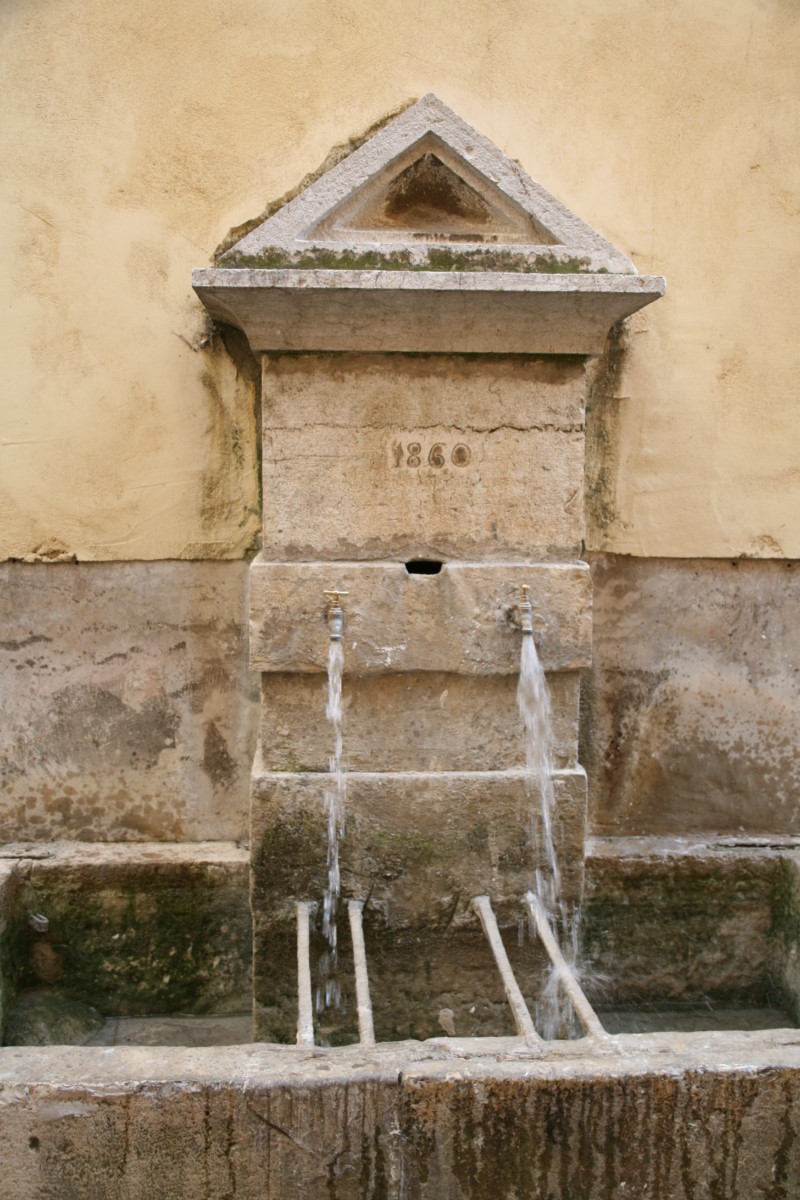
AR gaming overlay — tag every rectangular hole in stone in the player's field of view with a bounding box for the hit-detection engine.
[404,559,444,575]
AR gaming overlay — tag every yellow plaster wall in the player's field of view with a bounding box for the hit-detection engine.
[1,0,798,560]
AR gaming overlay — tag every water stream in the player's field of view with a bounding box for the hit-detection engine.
[318,635,346,1012]
[517,628,578,1037]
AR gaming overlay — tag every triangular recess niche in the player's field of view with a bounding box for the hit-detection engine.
[308,137,554,246]
[224,94,636,273]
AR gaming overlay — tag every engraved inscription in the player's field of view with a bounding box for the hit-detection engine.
[391,440,472,469]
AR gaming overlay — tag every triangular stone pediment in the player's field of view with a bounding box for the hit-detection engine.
[223,94,636,273]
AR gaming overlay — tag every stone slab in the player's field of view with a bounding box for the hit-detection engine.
[260,670,581,773]
[1,1035,799,1198]
[249,560,592,674]
[193,268,665,354]
[260,352,585,561]
[399,1050,800,1198]
[0,843,251,1021]
[0,562,259,843]
[0,863,21,1043]
[250,764,588,932]
[583,837,789,1009]
[583,554,800,837]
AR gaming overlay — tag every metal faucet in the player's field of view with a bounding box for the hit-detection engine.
[513,583,534,635]
[323,590,349,641]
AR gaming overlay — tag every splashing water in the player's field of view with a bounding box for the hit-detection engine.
[318,636,346,1012]
[517,630,578,1037]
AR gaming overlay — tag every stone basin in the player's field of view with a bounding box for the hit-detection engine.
[2,839,800,1196]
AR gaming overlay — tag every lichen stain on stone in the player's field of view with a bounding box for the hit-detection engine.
[41,684,179,772]
[401,1070,799,1198]
[584,320,629,544]
[220,245,595,274]
[15,872,251,1016]
[193,329,261,555]
[252,810,327,906]
[202,720,238,788]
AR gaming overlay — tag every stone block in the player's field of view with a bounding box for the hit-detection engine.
[584,555,800,837]
[249,559,591,674]
[250,763,588,932]
[261,353,585,561]
[260,670,581,773]
[583,837,785,1007]
[0,561,258,843]
[0,863,21,1043]
[1,843,251,1020]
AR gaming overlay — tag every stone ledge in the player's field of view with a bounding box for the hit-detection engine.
[193,268,665,355]
[249,559,591,674]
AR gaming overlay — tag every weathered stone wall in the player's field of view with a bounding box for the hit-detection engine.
[0,563,258,842]
[2,554,797,848]
[583,554,800,838]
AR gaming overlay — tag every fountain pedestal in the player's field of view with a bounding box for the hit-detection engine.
[193,94,664,1041]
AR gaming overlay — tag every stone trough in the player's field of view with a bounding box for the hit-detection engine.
[2,838,799,1196]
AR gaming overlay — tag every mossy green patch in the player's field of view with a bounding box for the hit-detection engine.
[365,829,441,881]
[771,858,800,950]
[252,809,327,905]
[14,873,251,1018]
[217,246,602,274]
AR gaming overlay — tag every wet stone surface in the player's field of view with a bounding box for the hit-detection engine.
[4,989,253,1047]
[5,991,104,1047]
[599,1004,797,1035]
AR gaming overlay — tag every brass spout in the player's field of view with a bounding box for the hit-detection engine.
[323,590,349,641]
[512,583,534,635]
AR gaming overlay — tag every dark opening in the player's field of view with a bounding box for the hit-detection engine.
[405,559,443,575]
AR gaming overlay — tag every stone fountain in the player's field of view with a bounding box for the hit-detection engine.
[193,92,664,1046]
[1,95,799,1198]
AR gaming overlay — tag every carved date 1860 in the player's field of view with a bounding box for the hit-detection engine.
[392,442,472,469]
